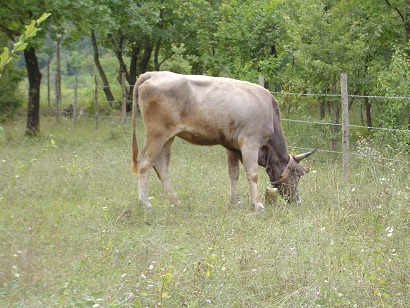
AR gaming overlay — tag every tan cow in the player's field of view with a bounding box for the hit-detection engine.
[131,71,315,210]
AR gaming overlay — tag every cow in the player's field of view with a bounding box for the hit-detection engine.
[131,71,316,211]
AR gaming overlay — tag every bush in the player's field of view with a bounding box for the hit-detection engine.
[375,48,410,153]
[0,65,24,122]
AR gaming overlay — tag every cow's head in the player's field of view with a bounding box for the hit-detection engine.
[259,147,316,203]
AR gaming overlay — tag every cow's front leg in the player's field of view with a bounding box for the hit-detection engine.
[241,143,264,211]
[226,149,240,204]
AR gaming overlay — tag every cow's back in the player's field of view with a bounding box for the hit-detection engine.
[137,72,274,149]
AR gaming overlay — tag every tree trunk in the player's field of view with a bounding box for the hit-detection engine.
[124,38,153,112]
[154,38,161,71]
[138,38,153,74]
[115,30,131,83]
[319,98,325,120]
[384,0,410,55]
[329,84,340,150]
[364,95,372,130]
[91,31,115,107]
[129,45,139,85]
[154,8,164,71]
[55,38,61,121]
[125,45,140,112]
[24,47,41,137]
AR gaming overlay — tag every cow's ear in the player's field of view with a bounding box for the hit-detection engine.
[258,146,269,167]
[295,165,309,176]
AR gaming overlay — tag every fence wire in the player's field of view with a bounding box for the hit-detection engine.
[66,112,410,166]
[272,91,410,101]
[289,146,409,165]
[282,119,410,134]
[3,84,409,165]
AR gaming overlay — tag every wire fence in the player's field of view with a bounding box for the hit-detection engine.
[56,104,410,166]
[2,76,409,166]
[272,91,410,101]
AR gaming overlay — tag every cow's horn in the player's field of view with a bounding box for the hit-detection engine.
[294,147,317,162]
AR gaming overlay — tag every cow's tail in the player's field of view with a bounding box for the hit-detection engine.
[131,72,155,173]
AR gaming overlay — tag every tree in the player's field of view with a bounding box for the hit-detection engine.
[71,0,163,109]
[384,0,410,46]
[0,9,51,136]
[0,13,50,75]
[374,48,410,151]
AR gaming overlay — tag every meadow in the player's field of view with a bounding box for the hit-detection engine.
[0,113,409,307]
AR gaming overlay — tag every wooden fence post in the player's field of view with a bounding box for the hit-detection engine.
[47,57,51,107]
[55,36,61,123]
[73,71,78,126]
[258,74,265,88]
[341,73,349,180]
[94,74,99,130]
[121,72,127,133]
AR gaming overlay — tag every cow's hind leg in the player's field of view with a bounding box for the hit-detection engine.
[240,142,264,211]
[153,137,181,206]
[137,137,171,209]
[226,149,241,204]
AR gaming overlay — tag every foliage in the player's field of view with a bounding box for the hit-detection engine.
[0,13,51,76]
[160,43,192,74]
[0,64,24,122]
[0,12,51,123]
[1,0,409,147]
[374,48,410,152]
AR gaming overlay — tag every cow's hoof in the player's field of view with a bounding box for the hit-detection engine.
[139,200,152,210]
[228,199,242,207]
[254,203,265,211]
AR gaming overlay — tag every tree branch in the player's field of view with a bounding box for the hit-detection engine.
[0,23,18,39]
[384,0,407,23]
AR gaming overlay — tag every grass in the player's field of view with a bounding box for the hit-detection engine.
[0,114,409,307]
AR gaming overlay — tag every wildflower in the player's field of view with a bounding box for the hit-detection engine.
[386,226,394,237]
[206,299,212,304]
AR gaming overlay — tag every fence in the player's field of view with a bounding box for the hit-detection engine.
[45,73,410,173]
[258,74,410,174]
[3,74,410,173]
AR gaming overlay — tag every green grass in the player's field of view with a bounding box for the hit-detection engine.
[0,115,409,307]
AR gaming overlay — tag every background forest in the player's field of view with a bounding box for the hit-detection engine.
[1,0,410,149]
[1,1,409,306]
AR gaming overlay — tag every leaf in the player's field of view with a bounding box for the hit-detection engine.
[162,272,174,284]
[208,253,218,261]
[37,13,52,25]
[13,36,27,52]
[14,43,28,53]
[0,47,10,68]
[24,20,37,38]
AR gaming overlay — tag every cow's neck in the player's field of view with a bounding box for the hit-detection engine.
[267,126,290,182]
